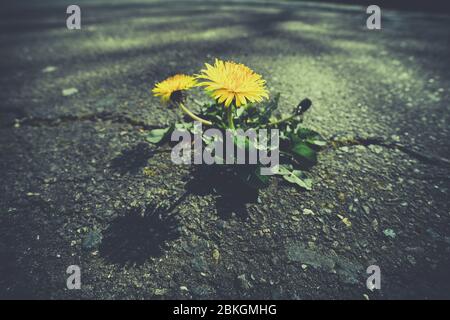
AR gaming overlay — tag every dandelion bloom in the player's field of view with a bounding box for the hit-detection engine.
[197,59,269,107]
[152,74,197,103]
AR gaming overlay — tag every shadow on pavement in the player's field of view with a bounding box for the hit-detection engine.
[185,165,260,220]
[110,142,155,175]
[100,204,179,266]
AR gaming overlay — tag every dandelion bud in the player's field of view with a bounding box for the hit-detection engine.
[169,90,186,105]
[296,98,312,115]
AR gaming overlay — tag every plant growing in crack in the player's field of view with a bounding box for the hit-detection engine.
[147,58,326,192]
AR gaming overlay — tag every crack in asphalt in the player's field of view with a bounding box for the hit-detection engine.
[328,136,450,168]
[8,112,161,130]
[5,113,450,168]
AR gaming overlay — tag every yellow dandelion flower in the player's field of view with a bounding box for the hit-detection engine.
[197,59,269,107]
[152,74,197,103]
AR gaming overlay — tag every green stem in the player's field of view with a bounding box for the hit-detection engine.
[179,102,212,126]
[227,105,235,130]
[268,114,296,127]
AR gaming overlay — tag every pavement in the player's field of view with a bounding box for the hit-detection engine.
[0,0,449,299]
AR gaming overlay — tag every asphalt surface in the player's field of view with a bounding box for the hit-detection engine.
[0,0,449,299]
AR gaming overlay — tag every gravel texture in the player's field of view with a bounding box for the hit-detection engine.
[1,0,449,299]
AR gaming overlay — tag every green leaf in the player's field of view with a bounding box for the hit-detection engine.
[273,165,312,190]
[309,139,327,147]
[235,107,246,118]
[146,126,173,144]
[283,170,313,190]
[294,128,326,148]
[237,165,270,189]
[274,164,293,175]
[383,229,396,239]
[175,122,193,131]
[291,142,317,166]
